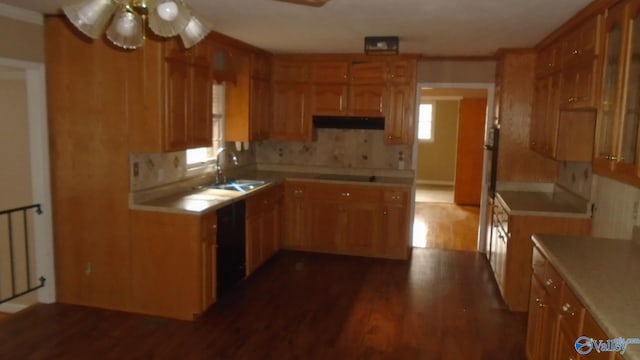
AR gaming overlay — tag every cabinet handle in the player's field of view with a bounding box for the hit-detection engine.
[383,210,388,215]
[341,192,350,197]
[545,278,554,288]
[605,155,618,161]
[562,303,576,316]
[572,49,579,55]
[547,63,553,67]
[568,97,575,103]
[387,135,392,139]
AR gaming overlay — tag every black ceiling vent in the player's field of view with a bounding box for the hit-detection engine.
[312,116,385,130]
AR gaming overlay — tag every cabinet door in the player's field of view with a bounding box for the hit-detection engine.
[201,212,217,311]
[283,184,307,248]
[164,58,190,151]
[271,83,311,141]
[536,42,561,76]
[385,84,415,145]
[595,3,626,171]
[250,77,271,140]
[190,63,213,147]
[616,2,640,177]
[311,84,349,115]
[381,190,410,259]
[246,215,262,275]
[388,60,415,83]
[351,61,387,83]
[342,200,382,255]
[307,197,343,252]
[262,200,280,260]
[526,276,546,360]
[349,84,387,117]
[273,60,309,82]
[311,61,349,83]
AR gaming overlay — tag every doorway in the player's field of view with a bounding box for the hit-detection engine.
[0,58,55,313]
[412,85,494,252]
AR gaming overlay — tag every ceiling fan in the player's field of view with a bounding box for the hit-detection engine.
[273,0,331,7]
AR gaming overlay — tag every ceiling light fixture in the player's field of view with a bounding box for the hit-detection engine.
[62,0,211,49]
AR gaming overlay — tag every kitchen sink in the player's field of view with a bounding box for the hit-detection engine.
[206,179,269,193]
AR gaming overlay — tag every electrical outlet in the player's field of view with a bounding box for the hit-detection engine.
[633,200,640,222]
[133,161,139,177]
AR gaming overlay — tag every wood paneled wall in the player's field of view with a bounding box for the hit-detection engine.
[497,52,557,182]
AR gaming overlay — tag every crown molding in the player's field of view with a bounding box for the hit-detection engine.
[0,3,43,25]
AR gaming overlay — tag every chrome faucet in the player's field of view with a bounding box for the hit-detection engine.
[215,147,239,184]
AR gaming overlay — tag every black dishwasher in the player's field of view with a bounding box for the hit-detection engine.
[216,200,246,296]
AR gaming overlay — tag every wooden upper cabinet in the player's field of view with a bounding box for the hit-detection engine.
[349,84,387,117]
[311,61,349,83]
[536,42,562,77]
[311,84,349,116]
[251,52,271,80]
[388,60,416,83]
[386,84,415,145]
[595,2,628,174]
[130,36,214,153]
[561,15,601,68]
[273,60,309,82]
[594,0,640,184]
[224,44,251,142]
[350,61,387,83]
[271,82,311,141]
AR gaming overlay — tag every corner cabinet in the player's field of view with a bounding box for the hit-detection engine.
[130,210,217,321]
[131,37,214,153]
[594,0,640,187]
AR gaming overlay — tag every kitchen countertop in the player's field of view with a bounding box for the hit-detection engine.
[496,189,590,218]
[532,234,640,360]
[129,169,413,215]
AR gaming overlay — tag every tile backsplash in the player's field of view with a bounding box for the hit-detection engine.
[130,142,256,191]
[591,175,640,240]
[556,161,592,200]
[255,129,412,170]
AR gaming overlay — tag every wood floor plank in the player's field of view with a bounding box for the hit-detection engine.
[0,249,526,359]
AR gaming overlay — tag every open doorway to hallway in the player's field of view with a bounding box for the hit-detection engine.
[412,87,489,252]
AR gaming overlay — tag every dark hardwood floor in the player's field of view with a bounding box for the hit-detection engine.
[0,249,527,359]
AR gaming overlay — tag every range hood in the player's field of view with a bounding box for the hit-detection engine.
[312,116,385,130]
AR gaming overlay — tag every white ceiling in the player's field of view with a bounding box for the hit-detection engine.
[0,0,593,56]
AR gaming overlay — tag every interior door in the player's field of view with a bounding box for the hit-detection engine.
[454,98,487,205]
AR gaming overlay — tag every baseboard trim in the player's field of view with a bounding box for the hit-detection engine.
[416,180,454,186]
[0,302,29,313]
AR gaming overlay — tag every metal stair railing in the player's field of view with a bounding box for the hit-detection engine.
[0,204,45,304]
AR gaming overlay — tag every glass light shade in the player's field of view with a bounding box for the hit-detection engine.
[106,7,144,49]
[62,0,117,39]
[179,13,211,49]
[148,0,191,37]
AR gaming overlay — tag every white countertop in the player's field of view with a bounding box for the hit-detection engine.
[532,234,640,360]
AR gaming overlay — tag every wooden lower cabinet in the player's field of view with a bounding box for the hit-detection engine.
[130,210,216,321]
[283,181,309,249]
[245,184,283,275]
[282,180,411,259]
[526,245,615,360]
[489,198,591,311]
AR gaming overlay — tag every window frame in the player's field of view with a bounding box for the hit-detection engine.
[417,101,435,143]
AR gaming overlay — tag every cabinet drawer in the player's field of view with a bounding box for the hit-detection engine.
[532,246,546,282]
[307,183,380,202]
[559,282,585,338]
[246,187,282,217]
[383,190,407,204]
[543,262,563,307]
